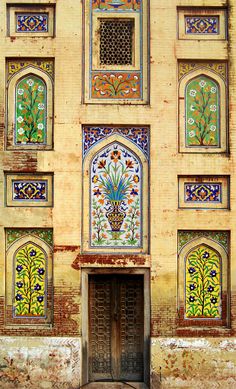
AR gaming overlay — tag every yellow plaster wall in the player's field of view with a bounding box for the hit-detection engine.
[0,0,235,387]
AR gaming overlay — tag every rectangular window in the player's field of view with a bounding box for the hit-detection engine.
[99,19,134,66]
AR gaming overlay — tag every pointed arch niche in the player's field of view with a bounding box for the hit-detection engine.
[6,230,53,326]
[82,132,149,253]
[179,66,227,153]
[7,64,53,150]
[178,235,229,327]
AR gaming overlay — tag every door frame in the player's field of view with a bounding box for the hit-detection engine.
[81,268,150,388]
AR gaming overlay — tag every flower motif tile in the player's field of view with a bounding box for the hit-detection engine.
[13,180,48,201]
[92,0,141,11]
[185,183,221,203]
[91,72,141,99]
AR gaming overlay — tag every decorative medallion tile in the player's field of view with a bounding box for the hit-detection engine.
[16,13,49,32]
[6,174,53,207]
[83,126,149,158]
[185,16,219,34]
[178,176,229,209]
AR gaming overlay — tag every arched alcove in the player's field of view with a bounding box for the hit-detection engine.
[179,68,227,153]
[82,134,149,253]
[7,66,53,149]
[178,236,229,326]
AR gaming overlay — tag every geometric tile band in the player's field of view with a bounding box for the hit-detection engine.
[16,14,48,32]
[185,16,219,34]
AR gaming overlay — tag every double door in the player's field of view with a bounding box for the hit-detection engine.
[89,274,144,382]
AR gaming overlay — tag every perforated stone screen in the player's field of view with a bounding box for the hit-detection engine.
[99,19,134,65]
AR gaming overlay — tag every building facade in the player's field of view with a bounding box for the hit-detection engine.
[0,0,236,388]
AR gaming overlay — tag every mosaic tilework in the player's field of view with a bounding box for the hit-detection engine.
[83,126,149,158]
[15,75,47,145]
[185,16,219,34]
[185,76,219,147]
[179,62,226,81]
[90,142,142,248]
[92,72,141,99]
[178,231,229,253]
[185,183,221,203]
[13,180,48,201]
[6,229,53,249]
[16,14,48,32]
[14,243,47,318]
[92,0,141,11]
[7,59,54,82]
[185,244,221,319]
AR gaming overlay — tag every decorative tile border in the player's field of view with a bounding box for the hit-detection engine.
[6,174,53,207]
[83,125,149,158]
[92,0,141,11]
[7,59,54,82]
[178,61,227,81]
[178,176,229,209]
[178,230,229,253]
[178,8,226,40]
[16,13,49,33]
[6,228,53,249]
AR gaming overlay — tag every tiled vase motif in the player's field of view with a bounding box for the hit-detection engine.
[16,14,48,32]
[186,244,221,318]
[185,16,219,34]
[15,75,47,145]
[14,243,47,317]
[92,0,141,11]
[13,180,47,201]
[91,142,141,247]
[186,76,219,147]
[185,183,221,203]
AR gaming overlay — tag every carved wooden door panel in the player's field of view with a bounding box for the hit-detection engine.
[89,275,144,382]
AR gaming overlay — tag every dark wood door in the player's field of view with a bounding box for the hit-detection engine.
[89,274,144,382]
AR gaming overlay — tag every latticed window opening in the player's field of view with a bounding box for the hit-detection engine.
[99,19,134,65]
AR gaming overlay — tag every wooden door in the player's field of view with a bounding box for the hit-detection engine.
[89,274,144,382]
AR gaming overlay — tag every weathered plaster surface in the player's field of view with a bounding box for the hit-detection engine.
[0,337,80,389]
[151,338,236,388]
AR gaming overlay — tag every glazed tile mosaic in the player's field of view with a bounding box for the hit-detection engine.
[92,0,141,11]
[16,14,48,32]
[13,180,48,201]
[15,75,47,145]
[185,76,219,147]
[185,244,221,318]
[6,229,53,249]
[178,231,229,253]
[184,183,221,203]
[14,243,47,317]
[7,59,54,81]
[91,72,141,99]
[83,126,149,157]
[185,16,219,34]
[179,62,227,81]
[90,142,142,247]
